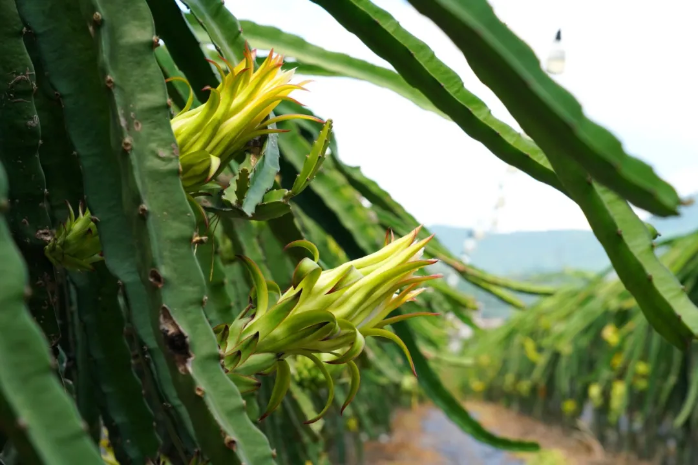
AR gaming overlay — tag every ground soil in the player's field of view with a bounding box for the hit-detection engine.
[361,401,651,465]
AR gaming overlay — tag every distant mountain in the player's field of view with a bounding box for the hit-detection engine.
[431,227,607,275]
[430,198,698,277]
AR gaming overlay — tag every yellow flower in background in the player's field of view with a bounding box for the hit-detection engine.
[632,378,649,391]
[470,379,486,392]
[610,380,627,422]
[523,337,541,363]
[561,399,577,416]
[503,373,517,392]
[601,324,620,347]
[588,383,604,408]
[517,380,532,396]
[170,45,322,191]
[345,416,359,433]
[610,352,623,369]
[477,354,491,367]
[635,361,650,376]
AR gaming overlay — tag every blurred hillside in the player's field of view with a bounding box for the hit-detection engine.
[431,197,698,317]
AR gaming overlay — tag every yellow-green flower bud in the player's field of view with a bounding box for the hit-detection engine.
[170,45,322,191]
[218,226,440,422]
[44,203,103,271]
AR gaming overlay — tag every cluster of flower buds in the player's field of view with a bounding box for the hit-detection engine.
[44,203,103,271]
[169,45,322,191]
[213,226,441,422]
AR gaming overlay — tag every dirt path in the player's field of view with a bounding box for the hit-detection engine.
[361,401,649,465]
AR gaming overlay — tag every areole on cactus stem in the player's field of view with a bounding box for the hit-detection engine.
[215,225,441,423]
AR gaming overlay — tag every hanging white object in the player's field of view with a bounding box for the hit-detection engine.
[545,29,565,75]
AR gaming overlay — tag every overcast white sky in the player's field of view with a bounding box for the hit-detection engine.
[231,0,698,232]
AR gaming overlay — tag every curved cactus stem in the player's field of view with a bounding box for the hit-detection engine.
[0,159,103,463]
[0,0,59,346]
[309,0,564,194]
[83,0,277,461]
[71,266,161,463]
[146,0,218,101]
[543,148,698,348]
[182,0,247,63]
[15,0,199,452]
[409,0,681,217]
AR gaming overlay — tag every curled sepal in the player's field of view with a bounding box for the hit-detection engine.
[257,310,338,353]
[383,228,395,247]
[327,266,363,294]
[180,150,221,191]
[165,76,194,116]
[259,359,292,421]
[236,332,260,366]
[241,292,302,341]
[234,353,278,376]
[248,280,283,309]
[285,240,320,263]
[213,323,230,352]
[227,372,262,394]
[292,257,321,288]
[361,328,417,377]
[223,350,242,371]
[226,315,251,349]
[341,360,361,415]
[237,255,269,316]
[375,312,440,329]
[292,350,335,424]
[327,320,365,365]
[291,120,333,196]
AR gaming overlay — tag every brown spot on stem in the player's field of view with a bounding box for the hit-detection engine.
[148,269,164,288]
[224,436,237,451]
[159,305,192,374]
